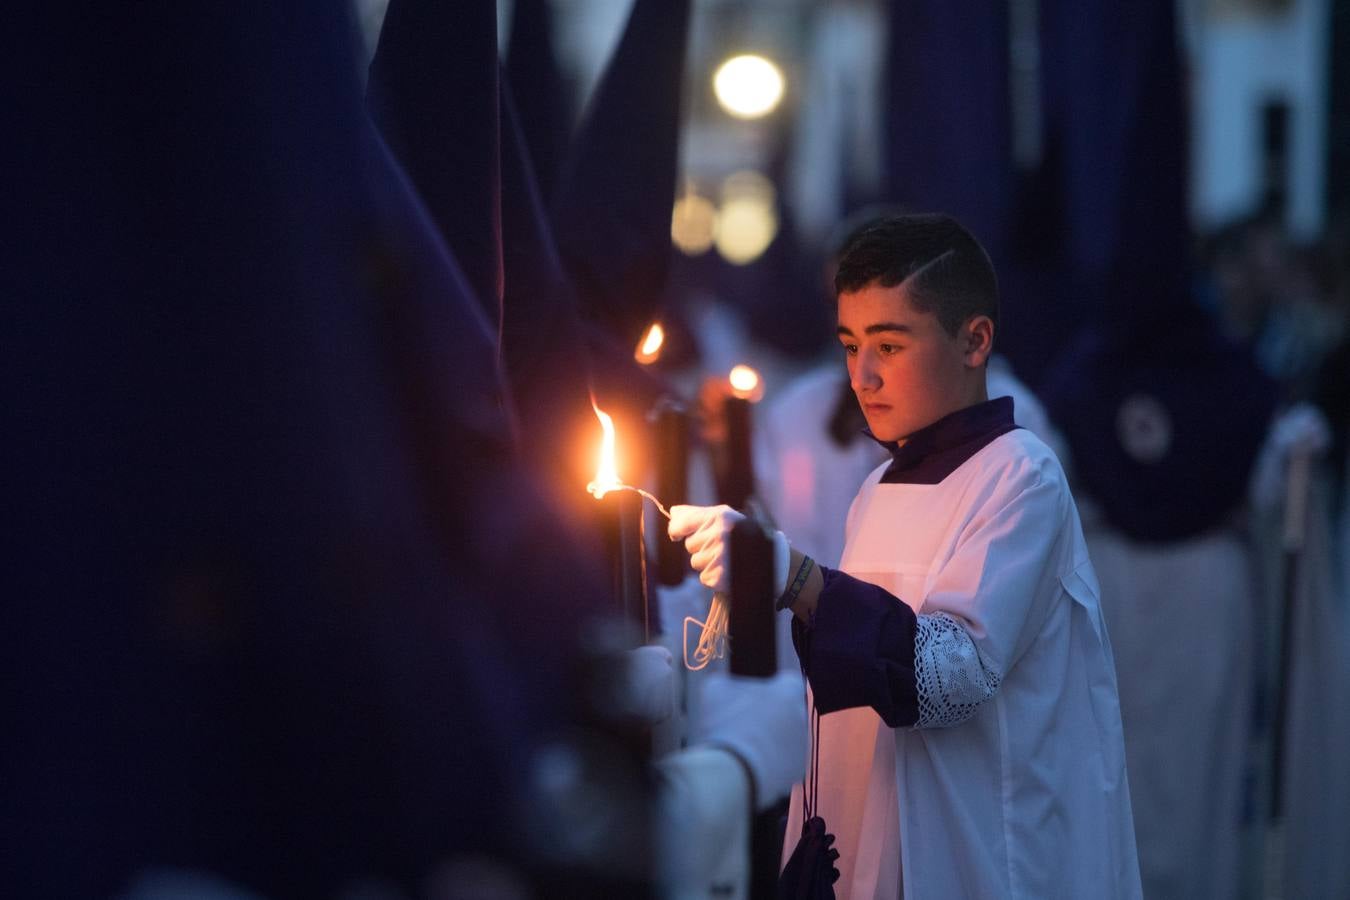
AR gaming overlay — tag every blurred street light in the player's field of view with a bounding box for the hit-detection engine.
[712,54,784,119]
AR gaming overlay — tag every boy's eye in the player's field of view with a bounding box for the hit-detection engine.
[879,343,900,355]
[841,343,858,356]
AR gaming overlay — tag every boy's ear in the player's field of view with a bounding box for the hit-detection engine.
[963,315,994,367]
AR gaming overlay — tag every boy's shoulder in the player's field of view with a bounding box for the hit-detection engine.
[968,427,1068,484]
[959,428,1076,517]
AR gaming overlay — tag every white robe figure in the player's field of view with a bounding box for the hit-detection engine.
[1076,404,1342,900]
[1275,471,1350,898]
[1081,509,1253,900]
[655,669,810,900]
[785,424,1140,899]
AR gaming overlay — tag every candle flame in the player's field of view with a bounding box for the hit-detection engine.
[587,400,623,497]
[728,364,764,401]
[635,322,665,365]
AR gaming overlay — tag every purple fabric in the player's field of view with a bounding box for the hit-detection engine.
[1042,321,1276,542]
[367,0,503,324]
[792,568,918,728]
[551,0,692,345]
[869,396,1018,485]
[2,3,597,894]
[505,0,571,203]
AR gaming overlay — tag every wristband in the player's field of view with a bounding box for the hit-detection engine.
[775,555,815,612]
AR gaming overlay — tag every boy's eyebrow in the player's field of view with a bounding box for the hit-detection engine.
[836,322,913,337]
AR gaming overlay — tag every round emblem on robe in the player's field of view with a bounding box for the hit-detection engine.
[1115,393,1172,464]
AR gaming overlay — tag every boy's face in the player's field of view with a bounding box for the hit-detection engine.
[836,281,989,444]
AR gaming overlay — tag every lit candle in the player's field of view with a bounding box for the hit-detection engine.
[588,402,648,633]
[719,364,762,510]
[634,322,665,366]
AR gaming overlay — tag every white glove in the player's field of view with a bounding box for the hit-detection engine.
[668,504,791,596]
[1250,404,1333,511]
[653,747,752,896]
[606,644,676,725]
[691,670,807,810]
[1271,403,1333,457]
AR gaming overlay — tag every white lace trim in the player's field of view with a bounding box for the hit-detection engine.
[914,612,1002,728]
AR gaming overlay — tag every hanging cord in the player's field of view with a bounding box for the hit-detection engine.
[799,624,819,824]
[682,592,730,670]
[804,703,821,823]
[680,498,776,671]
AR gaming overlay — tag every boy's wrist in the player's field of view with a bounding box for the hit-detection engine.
[776,551,814,611]
[780,549,823,620]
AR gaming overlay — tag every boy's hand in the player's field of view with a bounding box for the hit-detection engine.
[669,504,793,598]
[668,504,746,592]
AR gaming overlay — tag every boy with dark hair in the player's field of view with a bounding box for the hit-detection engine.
[671,214,1141,898]
[832,212,999,336]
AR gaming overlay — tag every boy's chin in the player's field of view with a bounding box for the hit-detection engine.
[864,420,905,444]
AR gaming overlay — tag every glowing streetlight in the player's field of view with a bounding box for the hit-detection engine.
[713,169,778,265]
[715,199,777,265]
[712,54,785,120]
[671,191,717,256]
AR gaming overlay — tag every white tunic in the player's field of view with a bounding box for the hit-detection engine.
[787,429,1141,899]
[1083,516,1252,900]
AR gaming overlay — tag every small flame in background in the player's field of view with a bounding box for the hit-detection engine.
[587,398,622,498]
[635,322,665,365]
[728,364,764,402]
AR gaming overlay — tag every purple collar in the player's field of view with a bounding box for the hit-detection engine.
[867,396,1017,484]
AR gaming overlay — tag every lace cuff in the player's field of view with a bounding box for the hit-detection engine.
[914,612,1002,728]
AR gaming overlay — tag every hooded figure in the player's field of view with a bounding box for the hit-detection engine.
[3,3,598,896]
[367,0,503,329]
[505,0,571,204]
[551,0,692,349]
[1036,2,1282,896]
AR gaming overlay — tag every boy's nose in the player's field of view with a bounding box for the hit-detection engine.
[852,354,882,393]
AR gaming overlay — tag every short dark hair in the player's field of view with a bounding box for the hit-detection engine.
[833,213,999,337]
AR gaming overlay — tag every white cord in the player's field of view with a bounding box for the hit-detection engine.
[683,592,730,670]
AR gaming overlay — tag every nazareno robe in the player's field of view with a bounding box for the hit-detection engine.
[784,398,1141,899]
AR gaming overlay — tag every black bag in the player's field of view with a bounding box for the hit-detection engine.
[778,812,839,900]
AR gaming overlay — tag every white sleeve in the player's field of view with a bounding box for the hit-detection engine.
[653,747,751,897]
[913,460,1070,728]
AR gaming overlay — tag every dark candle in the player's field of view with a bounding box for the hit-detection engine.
[729,518,776,677]
[599,489,648,637]
[652,398,689,586]
[721,394,755,511]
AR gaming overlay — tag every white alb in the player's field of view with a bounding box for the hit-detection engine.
[785,428,1141,899]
